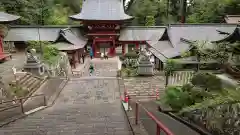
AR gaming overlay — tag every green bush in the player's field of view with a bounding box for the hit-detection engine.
[124,52,139,58]
[119,55,125,61]
[164,59,177,75]
[11,86,29,97]
[191,72,222,91]
[27,41,50,53]
[162,83,213,111]
[43,46,60,65]
[163,86,193,110]
[121,67,138,77]
[123,58,138,68]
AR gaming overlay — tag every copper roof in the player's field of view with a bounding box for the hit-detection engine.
[55,28,87,49]
[225,15,240,24]
[119,26,166,41]
[69,0,133,21]
[148,24,238,60]
[52,42,84,51]
[4,27,62,41]
[0,12,20,23]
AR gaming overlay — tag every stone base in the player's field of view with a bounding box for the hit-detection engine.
[138,65,154,76]
[24,67,45,76]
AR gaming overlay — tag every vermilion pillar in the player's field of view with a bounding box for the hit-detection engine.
[122,44,125,55]
[112,40,116,56]
[135,42,139,50]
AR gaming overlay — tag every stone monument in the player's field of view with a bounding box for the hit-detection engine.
[137,50,154,76]
[23,49,45,76]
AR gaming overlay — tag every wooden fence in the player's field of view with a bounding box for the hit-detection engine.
[168,71,195,86]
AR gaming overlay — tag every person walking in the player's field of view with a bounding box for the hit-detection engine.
[90,47,93,59]
[89,63,94,76]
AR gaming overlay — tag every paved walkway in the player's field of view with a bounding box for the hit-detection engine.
[0,52,25,82]
[0,58,133,135]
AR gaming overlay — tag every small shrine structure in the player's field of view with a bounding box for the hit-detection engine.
[53,28,87,68]
[0,12,20,61]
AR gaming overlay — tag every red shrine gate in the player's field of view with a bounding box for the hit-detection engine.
[93,37,116,57]
[85,21,120,57]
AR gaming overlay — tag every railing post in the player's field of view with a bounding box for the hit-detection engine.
[156,125,160,135]
[20,99,24,113]
[43,96,47,106]
[135,102,139,125]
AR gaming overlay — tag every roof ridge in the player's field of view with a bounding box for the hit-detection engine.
[9,25,82,28]
[123,26,167,28]
[169,23,237,27]
[226,15,240,17]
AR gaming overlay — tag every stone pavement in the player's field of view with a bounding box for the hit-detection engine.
[0,52,25,82]
[0,57,133,135]
[83,58,119,77]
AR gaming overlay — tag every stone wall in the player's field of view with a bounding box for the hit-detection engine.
[123,76,166,99]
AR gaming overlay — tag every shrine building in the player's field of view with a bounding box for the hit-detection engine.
[1,0,240,69]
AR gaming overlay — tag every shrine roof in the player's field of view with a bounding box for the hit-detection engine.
[4,26,84,42]
[148,47,168,62]
[172,56,217,64]
[4,27,63,41]
[0,12,20,23]
[52,42,84,51]
[148,24,238,60]
[69,0,133,21]
[55,28,87,48]
[119,26,166,41]
[225,15,240,24]
[166,24,238,58]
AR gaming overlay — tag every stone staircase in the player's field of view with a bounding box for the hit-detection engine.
[122,76,165,101]
[10,73,46,96]
[119,78,160,101]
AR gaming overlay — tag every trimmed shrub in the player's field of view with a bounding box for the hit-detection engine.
[124,52,139,58]
[191,73,222,91]
[163,86,193,110]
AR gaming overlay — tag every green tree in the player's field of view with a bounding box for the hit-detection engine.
[0,0,82,25]
[187,0,240,23]
[127,0,158,26]
[145,16,155,26]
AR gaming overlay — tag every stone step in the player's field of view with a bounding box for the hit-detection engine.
[22,77,36,87]
[27,80,42,92]
[18,74,32,85]
[16,74,28,83]
[12,73,45,95]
